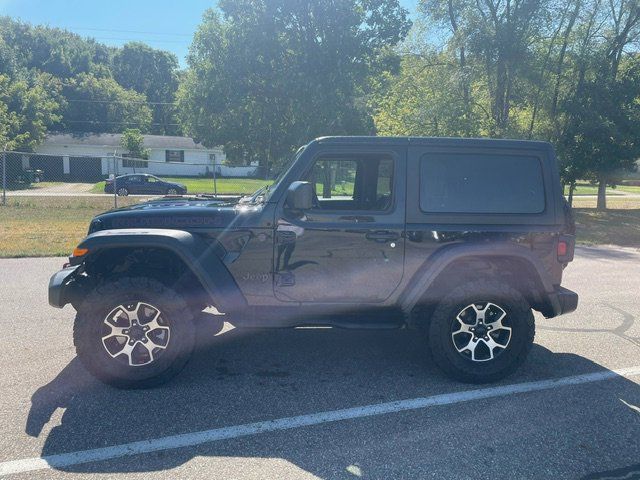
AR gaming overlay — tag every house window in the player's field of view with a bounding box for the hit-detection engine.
[166,150,184,162]
[122,154,147,169]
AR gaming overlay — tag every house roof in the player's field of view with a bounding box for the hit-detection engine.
[43,133,215,150]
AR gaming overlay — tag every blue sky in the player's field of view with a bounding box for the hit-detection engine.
[0,0,418,67]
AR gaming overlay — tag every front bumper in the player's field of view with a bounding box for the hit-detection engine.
[545,286,578,318]
[48,266,79,308]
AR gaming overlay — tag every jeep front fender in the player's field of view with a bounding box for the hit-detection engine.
[51,228,246,311]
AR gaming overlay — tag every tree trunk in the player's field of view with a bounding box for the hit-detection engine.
[597,177,607,210]
[568,182,575,207]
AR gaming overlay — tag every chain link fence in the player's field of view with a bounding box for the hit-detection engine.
[1,149,270,208]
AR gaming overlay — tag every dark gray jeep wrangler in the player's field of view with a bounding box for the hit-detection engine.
[49,137,578,388]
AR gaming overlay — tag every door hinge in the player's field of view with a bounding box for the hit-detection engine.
[275,272,295,287]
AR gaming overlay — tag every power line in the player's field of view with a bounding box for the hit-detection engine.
[66,99,178,105]
[65,120,182,126]
[89,36,188,44]
[64,27,193,37]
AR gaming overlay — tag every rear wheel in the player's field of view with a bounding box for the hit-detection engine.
[116,187,129,196]
[74,277,195,388]
[427,280,534,383]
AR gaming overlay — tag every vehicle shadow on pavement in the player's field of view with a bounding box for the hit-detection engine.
[26,313,640,479]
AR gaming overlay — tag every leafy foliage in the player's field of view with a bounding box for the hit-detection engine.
[0,72,63,151]
[373,0,640,209]
[178,0,411,170]
[120,128,150,159]
[112,42,180,135]
[0,16,181,145]
[61,73,152,133]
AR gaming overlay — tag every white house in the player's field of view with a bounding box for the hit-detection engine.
[32,133,257,181]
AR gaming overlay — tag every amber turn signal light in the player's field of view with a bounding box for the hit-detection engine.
[72,247,89,257]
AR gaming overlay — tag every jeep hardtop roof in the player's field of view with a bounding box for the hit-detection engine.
[313,136,553,150]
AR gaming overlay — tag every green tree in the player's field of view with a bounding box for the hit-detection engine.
[0,16,110,79]
[375,0,640,210]
[113,42,180,135]
[561,55,640,209]
[62,73,152,133]
[0,16,178,140]
[120,128,149,159]
[373,49,486,137]
[0,72,63,151]
[178,0,411,170]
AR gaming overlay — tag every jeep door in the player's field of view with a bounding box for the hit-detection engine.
[274,146,406,303]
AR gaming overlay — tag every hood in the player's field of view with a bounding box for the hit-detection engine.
[89,196,263,233]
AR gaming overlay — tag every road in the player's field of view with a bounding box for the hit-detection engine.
[0,246,639,479]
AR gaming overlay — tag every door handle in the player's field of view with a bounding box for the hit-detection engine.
[365,230,399,243]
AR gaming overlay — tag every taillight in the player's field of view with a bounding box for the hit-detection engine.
[557,241,567,257]
[557,235,575,263]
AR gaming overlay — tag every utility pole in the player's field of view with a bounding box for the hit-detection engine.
[212,154,218,198]
[2,144,7,206]
[113,149,118,209]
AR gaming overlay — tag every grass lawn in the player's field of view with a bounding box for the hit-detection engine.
[563,182,640,196]
[0,197,139,257]
[91,177,271,195]
[573,208,640,247]
[563,182,623,196]
[617,184,640,194]
[0,195,638,258]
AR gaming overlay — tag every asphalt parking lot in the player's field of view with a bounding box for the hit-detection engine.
[0,246,639,479]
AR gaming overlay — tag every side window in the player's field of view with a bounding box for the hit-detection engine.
[376,158,393,198]
[304,154,394,211]
[419,153,545,214]
[310,158,357,202]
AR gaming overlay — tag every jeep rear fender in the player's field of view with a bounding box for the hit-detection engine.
[399,242,559,315]
[76,228,246,312]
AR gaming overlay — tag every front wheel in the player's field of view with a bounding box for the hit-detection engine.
[74,277,195,388]
[427,280,535,383]
[166,188,179,195]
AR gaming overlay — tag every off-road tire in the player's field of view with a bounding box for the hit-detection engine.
[428,280,535,383]
[74,277,195,388]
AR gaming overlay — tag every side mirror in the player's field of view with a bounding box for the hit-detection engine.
[286,181,313,210]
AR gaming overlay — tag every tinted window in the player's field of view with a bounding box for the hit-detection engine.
[420,153,545,214]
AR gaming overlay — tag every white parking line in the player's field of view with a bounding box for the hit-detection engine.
[2,366,640,477]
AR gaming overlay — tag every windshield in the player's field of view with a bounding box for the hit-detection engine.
[241,145,306,203]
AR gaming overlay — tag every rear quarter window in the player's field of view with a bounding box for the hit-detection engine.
[419,153,545,214]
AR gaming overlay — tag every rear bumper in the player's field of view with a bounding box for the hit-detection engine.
[48,266,79,308]
[545,286,578,318]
